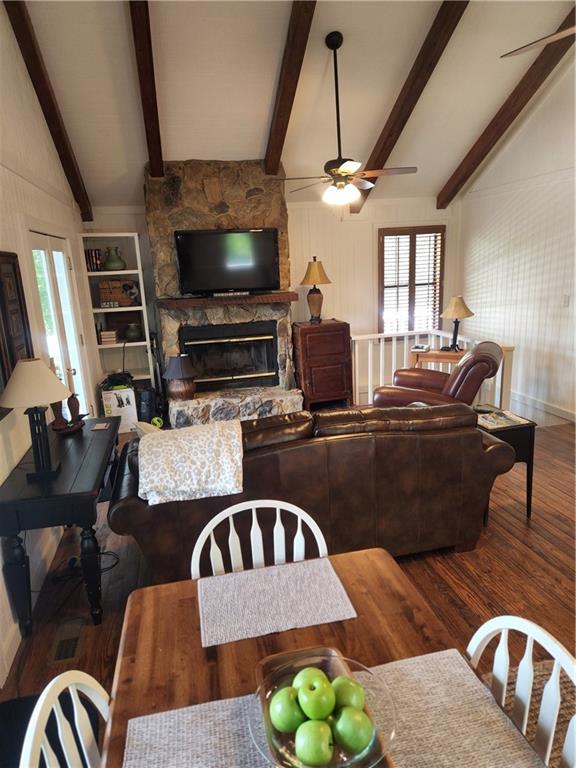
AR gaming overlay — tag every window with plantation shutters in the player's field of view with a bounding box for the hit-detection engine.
[378,226,445,334]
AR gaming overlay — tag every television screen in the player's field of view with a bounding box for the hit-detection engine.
[175,228,280,295]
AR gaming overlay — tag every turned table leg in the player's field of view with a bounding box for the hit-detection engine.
[80,526,102,625]
[2,534,33,637]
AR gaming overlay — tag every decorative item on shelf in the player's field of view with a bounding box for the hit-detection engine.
[0,359,71,481]
[124,323,143,342]
[163,355,196,401]
[299,256,331,324]
[440,296,474,351]
[98,279,139,308]
[102,246,126,271]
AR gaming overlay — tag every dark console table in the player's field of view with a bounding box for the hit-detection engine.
[0,417,120,636]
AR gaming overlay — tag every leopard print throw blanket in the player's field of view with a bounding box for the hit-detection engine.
[138,420,243,505]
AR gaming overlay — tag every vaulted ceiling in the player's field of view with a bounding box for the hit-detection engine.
[22,0,574,209]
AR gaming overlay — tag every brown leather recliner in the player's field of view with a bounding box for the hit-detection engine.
[108,403,515,583]
[373,341,503,408]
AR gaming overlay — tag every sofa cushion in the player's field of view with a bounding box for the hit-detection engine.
[313,403,477,436]
[241,411,314,451]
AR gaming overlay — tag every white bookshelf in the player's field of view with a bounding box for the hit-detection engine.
[80,233,154,393]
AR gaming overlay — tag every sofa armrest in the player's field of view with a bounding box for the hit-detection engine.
[108,440,150,535]
[393,368,448,390]
[481,431,516,476]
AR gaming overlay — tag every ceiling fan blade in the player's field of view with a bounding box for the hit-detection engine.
[283,176,331,182]
[351,178,374,190]
[354,166,418,178]
[290,180,331,193]
[338,160,362,174]
[501,26,576,58]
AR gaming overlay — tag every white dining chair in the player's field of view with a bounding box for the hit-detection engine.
[190,499,328,579]
[19,670,110,768]
[467,615,576,768]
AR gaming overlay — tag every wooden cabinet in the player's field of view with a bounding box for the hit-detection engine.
[292,319,352,410]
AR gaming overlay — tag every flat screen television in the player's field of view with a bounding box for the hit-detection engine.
[175,228,280,296]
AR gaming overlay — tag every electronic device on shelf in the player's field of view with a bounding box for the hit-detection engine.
[410,344,430,352]
[175,228,280,296]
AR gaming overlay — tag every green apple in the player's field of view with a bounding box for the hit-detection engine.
[269,686,307,733]
[298,676,336,720]
[295,720,333,766]
[331,675,365,710]
[333,706,374,754]
[292,666,329,692]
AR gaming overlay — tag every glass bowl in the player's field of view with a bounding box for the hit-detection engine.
[248,648,395,768]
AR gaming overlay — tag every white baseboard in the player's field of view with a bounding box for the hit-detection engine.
[511,391,575,423]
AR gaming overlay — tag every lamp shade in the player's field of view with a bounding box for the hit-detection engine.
[0,359,71,409]
[441,296,474,320]
[300,257,331,286]
[163,355,195,380]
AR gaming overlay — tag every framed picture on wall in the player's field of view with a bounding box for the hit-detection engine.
[0,252,34,417]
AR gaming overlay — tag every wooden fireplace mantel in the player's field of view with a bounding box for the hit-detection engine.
[156,291,299,309]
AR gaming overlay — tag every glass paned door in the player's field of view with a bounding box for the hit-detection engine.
[30,233,90,414]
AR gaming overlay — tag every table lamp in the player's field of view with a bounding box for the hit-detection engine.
[163,354,196,400]
[440,296,474,351]
[0,358,71,481]
[299,256,331,323]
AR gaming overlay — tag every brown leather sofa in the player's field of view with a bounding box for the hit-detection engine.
[373,342,502,407]
[108,403,515,583]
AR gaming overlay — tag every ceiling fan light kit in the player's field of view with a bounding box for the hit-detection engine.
[284,31,417,205]
[322,181,361,205]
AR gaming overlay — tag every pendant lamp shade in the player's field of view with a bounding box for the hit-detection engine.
[0,358,71,409]
[441,296,474,320]
[300,258,331,287]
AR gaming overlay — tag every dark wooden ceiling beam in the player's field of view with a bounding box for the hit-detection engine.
[4,1,93,221]
[264,1,316,176]
[129,1,164,177]
[351,1,469,214]
[437,8,575,209]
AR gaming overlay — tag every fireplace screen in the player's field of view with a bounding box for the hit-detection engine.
[179,321,279,392]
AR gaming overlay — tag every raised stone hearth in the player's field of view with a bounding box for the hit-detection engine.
[169,386,303,427]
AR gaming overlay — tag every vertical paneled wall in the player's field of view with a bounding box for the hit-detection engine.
[0,6,83,686]
[287,199,458,334]
[459,63,575,421]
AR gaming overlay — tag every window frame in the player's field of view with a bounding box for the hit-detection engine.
[377,225,446,335]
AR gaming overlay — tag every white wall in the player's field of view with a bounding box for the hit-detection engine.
[458,62,575,422]
[287,197,459,334]
[0,6,83,686]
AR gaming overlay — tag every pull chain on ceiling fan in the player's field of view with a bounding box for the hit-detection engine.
[284,31,417,205]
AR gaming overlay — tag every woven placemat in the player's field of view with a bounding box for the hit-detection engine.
[122,649,545,768]
[198,558,357,647]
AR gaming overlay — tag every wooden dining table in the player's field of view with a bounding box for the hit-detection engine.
[103,548,453,767]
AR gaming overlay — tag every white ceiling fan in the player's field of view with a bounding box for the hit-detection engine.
[501,24,576,58]
[284,31,417,205]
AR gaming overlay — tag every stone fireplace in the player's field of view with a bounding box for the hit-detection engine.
[144,160,296,390]
[179,320,279,392]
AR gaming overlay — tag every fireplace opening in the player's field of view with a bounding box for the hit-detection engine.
[179,321,279,392]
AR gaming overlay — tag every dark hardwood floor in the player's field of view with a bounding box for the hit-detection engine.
[1,423,573,701]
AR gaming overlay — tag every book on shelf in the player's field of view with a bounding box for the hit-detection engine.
[84,248,103,272]
[98,326,118,345]
[475,407,531,430]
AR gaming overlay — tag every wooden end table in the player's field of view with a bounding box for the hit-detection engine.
[476,408,536,519]
[0,417,120,636]
[409,349,465,368]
